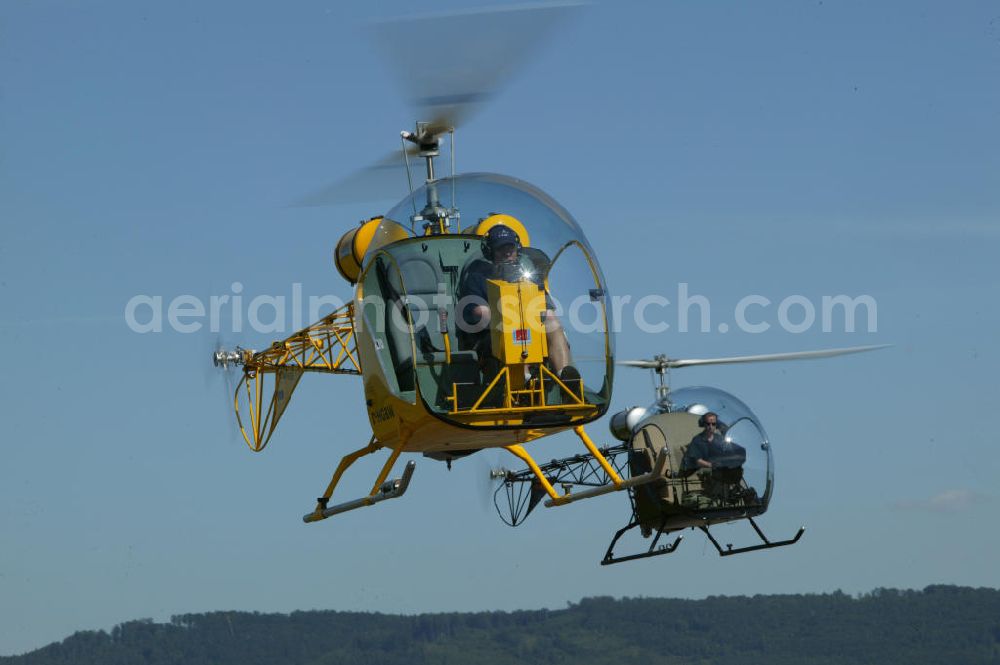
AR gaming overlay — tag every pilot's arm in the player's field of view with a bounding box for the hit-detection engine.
[460,270,491,328]
[681,436,711,473]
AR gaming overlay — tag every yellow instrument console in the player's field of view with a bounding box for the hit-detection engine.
[486,278,548,366]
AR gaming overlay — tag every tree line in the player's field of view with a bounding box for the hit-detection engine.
[4,586,999,664]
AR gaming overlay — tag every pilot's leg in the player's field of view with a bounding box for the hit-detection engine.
[544,310,572,375]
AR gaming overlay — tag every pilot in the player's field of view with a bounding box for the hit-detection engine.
[681,412,746,474]
[459,223,576,382]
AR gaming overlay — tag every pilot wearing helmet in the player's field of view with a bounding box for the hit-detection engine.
[681,411,748,503]
[682,412,744,472]
[458,221,576,383]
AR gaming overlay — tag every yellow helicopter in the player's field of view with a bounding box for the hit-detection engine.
[214,163,629,522]
[211,4,885,562]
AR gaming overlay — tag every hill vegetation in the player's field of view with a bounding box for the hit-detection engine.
[5,586,1000,664]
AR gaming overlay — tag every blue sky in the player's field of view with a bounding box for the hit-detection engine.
[1,0,998,656]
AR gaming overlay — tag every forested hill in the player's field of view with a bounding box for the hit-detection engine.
[5,586,1000,665]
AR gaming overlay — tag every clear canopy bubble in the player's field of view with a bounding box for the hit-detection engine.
[650,386,774,508]
[356,173,613,430]
[380,172,601,266]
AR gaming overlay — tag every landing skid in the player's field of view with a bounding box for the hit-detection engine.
[700,517,805,556]
[601,518,683,566]
[601,516,804,565]
[304,461,416,522]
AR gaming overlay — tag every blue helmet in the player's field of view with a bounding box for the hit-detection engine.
[482,224,522,261]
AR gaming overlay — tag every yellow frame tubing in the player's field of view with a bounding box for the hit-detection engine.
[234,370,268,451]
[248,303,360,375]
[538,364,585,405]
[232,303,361,453]
[451,361,590,418]
[233,368,304,452]
[574,425,623,486]
[503,424,624,508]
[367,433,410,499]
[503,444,561,501]
[442,330,452,364]
[306,432,412,522]
[470,366,510,411]
[310,437,381,517]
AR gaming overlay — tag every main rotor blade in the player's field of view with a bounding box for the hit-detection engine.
[618,344,890,370]
[294,3,583,207]
[292,148,416,207]
[373,2,584,132]
[617,359,663,368]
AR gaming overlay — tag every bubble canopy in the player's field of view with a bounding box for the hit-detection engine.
[378,173,601,266]
[355,173,614,430]
[650,386,774,508]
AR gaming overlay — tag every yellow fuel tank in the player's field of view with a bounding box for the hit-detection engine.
[334,217,408,283]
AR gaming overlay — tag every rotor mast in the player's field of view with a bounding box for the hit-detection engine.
[402,122,457,235]
[651,356,671,404]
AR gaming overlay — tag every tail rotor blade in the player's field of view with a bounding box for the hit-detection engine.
[203,331,242,444]
[476,450,507,514]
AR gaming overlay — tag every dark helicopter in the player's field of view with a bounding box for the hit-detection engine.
[489,347,885,564]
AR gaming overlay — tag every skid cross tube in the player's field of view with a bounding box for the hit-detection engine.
[699,517,805,556]
[601,517,684,566]
[304,461,416,522]
[304,433,414,523]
